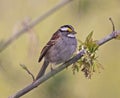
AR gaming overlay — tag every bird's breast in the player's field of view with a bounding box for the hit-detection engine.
[45,36,77,64]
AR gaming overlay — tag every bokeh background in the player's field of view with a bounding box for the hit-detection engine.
[0,0,120,98]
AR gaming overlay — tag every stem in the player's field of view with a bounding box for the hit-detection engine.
[0,0,73,53]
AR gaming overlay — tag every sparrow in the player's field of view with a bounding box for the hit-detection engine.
[36,25,77,80]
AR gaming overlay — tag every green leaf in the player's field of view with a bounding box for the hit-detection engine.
[85,31,93,43]
[76,31,102,78]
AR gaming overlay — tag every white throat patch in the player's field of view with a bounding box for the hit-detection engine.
[67,34,75,38]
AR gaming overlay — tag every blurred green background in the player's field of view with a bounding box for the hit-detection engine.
[0,0,120,98]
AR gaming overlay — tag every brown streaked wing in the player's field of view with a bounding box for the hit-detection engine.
[38,31,60,62]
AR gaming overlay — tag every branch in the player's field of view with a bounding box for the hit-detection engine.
[0,0,73,53]
[109,17,115,31]
[97,31,118,46]
[9,30,120,98]
[20,64,35,81]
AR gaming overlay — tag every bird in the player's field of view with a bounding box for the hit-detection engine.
[35,25,77,80]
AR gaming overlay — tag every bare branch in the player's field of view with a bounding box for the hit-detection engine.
[0,0,73,53]
[97,30,120,46]
[9,50,85,98]
[20,64,35,81]
[9,30,120,98]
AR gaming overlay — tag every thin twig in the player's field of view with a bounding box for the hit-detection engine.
[9,30,120,98]
[109,17,115,31]
[0,0,73,53]
[20,64,35,81]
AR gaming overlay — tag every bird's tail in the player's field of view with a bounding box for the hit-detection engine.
[35,60,49,80]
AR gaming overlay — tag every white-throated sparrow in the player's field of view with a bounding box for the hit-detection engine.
[36,25,77,80]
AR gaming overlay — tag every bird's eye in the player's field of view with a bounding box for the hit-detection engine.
[60,27,72,32]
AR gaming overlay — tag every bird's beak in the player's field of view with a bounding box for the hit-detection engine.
[73,31,77,34]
